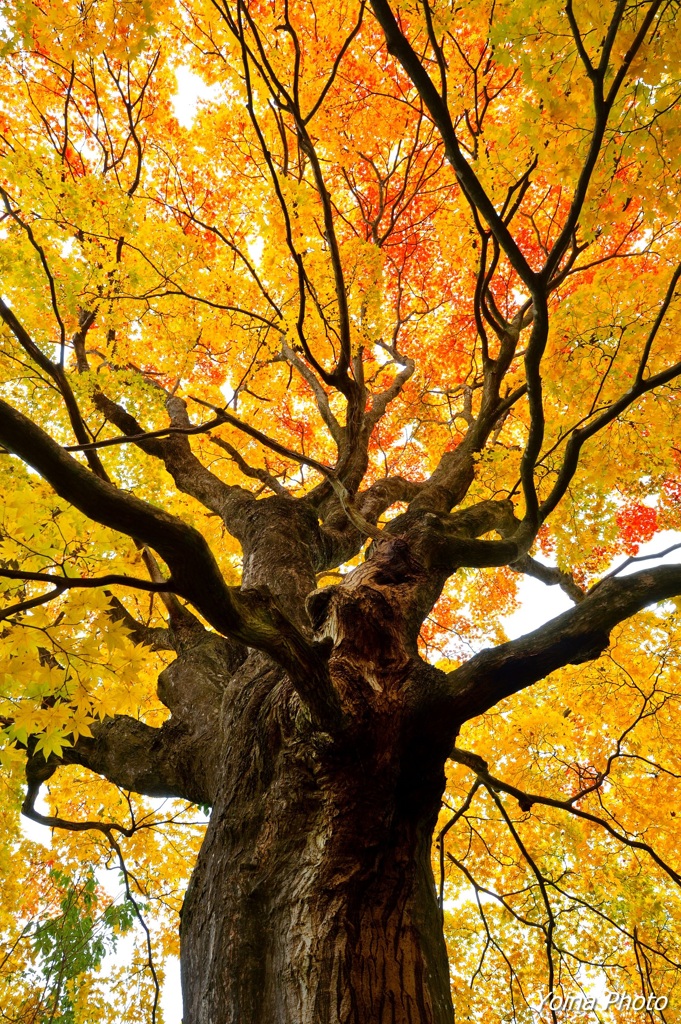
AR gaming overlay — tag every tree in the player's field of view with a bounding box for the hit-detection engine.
[0,0,681,1020]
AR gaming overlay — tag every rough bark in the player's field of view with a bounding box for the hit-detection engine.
[179,649,454,1024]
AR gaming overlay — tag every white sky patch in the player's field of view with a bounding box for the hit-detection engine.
[503,570,573,640]
[504,529,681,640]
[511,287,530,306]
[162,958,182,1022]
[247,235,264,264]
[172,67,222,128]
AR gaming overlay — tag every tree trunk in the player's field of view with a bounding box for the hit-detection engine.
[179,651,454,1024]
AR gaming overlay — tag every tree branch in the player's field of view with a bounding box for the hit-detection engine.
[25,714,215,807]
[208,436,289,497]
[368,0,538,293]
[0,296,108,478]
[0,569,176,622]
[509,555,585,604]
[0,397,342,730]
[94,391,255,533]
[105,594,177,651]
[445,563,681,724]
[449,749,681,889]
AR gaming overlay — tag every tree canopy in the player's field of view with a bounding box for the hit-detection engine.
[1,0,681,1020]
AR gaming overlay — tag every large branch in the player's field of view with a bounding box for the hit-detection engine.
[106,594,176,651]
[368,0,538,293]
[22,632,249,812]
[21,643,224,808]
[94,391,255,536]
[61,634,247,805]
[406,383,527,515]
[314,475,424,568]
[398,498,528,575]
[62,715,216,806]
[24,709,217,808]
[509,555,584,604]
[0,398,342,730]
[0,296,108,478]
[540,266,681,522]
[444,564,681,725]
[0,397,238,621]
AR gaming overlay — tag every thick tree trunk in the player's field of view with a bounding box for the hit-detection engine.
[179,651,454,1024]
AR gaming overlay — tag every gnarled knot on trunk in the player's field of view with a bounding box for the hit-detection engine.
[306,584,340,633]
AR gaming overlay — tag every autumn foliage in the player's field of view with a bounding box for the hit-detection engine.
[1,0,681,1020]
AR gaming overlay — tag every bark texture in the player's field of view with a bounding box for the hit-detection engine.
[180,657,453,1024]
[175,521,462,1024]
